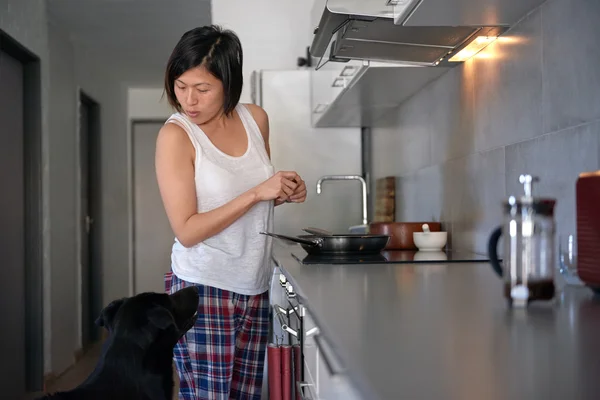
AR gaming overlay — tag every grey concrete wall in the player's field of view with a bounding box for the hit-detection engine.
[72,43,130,315]
[1,0,132,377]
[371,0,600,254]
[47,19,78,377]
[1,0,54,376]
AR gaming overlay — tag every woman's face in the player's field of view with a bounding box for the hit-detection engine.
[174,66,224,124]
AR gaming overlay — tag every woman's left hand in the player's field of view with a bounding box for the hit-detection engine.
[275,175,306,205]
[289,176,307,203]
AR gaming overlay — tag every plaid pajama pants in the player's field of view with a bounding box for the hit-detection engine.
[165,271,270,400]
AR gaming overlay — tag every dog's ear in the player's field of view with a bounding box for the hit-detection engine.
[95,298,125,330]
[148,307,176,331]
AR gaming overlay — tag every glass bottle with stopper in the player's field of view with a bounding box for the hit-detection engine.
[487,174,557,307]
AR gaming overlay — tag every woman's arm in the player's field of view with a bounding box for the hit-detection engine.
[155,123,297,247]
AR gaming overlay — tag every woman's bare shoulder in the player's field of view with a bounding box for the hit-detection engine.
[156,122,194,157]
[243,103,269,138]
[244,103,268,117]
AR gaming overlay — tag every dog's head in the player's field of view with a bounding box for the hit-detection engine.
[95,286,199,348]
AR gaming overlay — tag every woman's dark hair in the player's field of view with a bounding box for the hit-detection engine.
[164,25,243,116]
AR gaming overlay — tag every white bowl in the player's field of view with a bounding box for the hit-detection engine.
[413,231,448,251]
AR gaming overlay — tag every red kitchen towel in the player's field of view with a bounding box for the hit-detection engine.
[293,344,302,400]
[268,344,282,400]
[281,345,292,400]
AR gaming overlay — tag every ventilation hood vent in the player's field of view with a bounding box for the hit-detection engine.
[310,0,508,69]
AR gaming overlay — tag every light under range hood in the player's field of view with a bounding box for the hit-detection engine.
[310,0,544,68]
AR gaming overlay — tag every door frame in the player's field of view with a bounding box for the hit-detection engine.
[76,90,102,350]
[0,29,44,391]
[129,118,167,295]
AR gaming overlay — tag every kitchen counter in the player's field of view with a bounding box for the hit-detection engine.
[272,243,600,400]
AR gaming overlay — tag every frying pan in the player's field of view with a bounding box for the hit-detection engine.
[260,231,390,255]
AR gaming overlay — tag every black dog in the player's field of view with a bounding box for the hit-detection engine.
[38,286,199,400]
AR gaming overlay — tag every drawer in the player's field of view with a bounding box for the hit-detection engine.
[302,309,318,389]
[318,373,361,400]
[314,342,361,400]
[307,317,361,400]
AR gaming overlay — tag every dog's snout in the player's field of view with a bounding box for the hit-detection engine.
[181,286,200,304]
[179,285,199,295]
[169,285,200,308]
[185,285,200,298]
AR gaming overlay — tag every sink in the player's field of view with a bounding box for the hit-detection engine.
[317,175,368,227]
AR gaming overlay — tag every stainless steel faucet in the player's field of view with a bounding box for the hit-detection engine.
[316,175,368,226]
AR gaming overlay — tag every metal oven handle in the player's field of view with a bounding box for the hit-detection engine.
[274,303,298,338]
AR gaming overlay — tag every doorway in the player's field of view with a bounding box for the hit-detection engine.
[78,92,102,350]
[0,31,44,395]
[131,120,173,294]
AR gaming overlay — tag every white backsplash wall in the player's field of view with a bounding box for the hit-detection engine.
[211,0,314,104]
[371,0,600,254]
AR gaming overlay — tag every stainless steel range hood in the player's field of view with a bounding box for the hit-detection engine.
[310,0,514,68]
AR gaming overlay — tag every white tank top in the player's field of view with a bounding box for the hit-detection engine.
[164,104,275,295]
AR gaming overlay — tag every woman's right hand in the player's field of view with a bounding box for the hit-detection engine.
[254,171,299,202]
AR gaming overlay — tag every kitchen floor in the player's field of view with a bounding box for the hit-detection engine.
[24,342,102,399]
[24,343,268,399]
[20,329,264,397]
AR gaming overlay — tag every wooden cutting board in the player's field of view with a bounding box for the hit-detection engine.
[373,176,396,222]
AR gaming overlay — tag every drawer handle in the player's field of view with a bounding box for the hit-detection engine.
[314,334,345,376]
[305,326,320,338]
[297,381,315,400]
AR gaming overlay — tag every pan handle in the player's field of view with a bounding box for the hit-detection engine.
[260,231,321,247]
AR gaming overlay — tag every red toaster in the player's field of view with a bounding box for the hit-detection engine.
[576,171,600,293]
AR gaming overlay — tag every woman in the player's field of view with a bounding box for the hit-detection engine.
[155,25,307,399]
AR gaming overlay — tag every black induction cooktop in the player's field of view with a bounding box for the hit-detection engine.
[291,249,492,265]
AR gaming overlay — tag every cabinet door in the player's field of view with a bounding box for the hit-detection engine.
[314,334,340,399]
[310,67,338,125]
[310,60,365,126]
[319,374,362,400]
[296,304,364,400]
[314,333,362,400]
